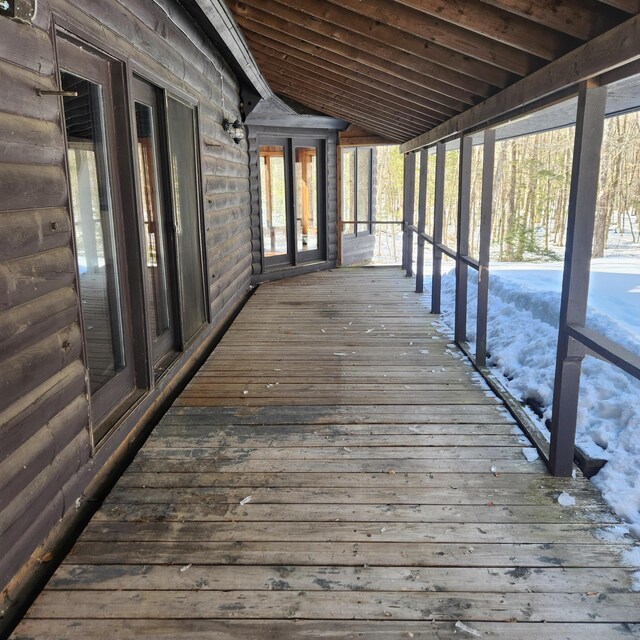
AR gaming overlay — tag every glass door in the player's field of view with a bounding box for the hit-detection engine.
[131,76,177,373]
[165,96,207,344]
[294,146,322,262]
[259,140,293,268]
[57,37,135,434]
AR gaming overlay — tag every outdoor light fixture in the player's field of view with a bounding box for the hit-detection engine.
[223,118,246,144]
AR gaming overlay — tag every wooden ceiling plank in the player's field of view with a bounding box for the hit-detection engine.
[479,0,630,40]
[330,0,568,62]
[267,74,423,134]
[233,9,493,104]
[268,76,429,137]
[269,81,417,142]
[246,35,461,117]
[259,59,442,129]
[255,54,445,127]
[233,0,511,91]
[320,0,541,75]
[249,39,456,120]
[596,0,640,12]
[394,0,580,57]
[400,14,640,153]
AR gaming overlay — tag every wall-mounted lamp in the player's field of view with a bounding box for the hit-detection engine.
[223,118,246,145]
[0,0,38,23]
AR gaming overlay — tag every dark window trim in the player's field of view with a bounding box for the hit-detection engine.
[54,27,141,446]
[257,132,330,272]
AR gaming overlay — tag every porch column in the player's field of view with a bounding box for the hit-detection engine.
[549,80,608,477]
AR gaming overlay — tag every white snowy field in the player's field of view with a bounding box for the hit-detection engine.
[420,257,640,537]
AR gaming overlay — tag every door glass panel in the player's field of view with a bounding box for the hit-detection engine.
[62,72,125,393]
[259,145,288,257]
[357,148,371,234]
[295,147,318,252]
[166,97,206,343]
[135,100,172,342]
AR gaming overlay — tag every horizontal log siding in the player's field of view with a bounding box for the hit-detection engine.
[0,0,251,609]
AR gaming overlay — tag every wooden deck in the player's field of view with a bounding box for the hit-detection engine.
[13,268,640,639]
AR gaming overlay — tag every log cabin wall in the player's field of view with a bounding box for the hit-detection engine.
[0,0,252,603]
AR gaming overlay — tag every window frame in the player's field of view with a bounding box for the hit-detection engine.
[341,146,374,238]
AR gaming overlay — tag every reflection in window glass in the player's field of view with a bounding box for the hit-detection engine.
[357,147,371,235]
[135,101,171,341]
[342,148,355,225]
[62,72,125,393]
[587,108,640,357]
[167,97,206,343]
[295,147,318,252]
[259,146,288,257]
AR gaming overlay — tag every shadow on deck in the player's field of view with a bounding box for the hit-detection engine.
[12,268,640,639]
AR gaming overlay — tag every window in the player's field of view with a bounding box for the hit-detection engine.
[259,145,289,259]
[166,96,207,343]
[341,146,374,236]
[132,77,177,370]
[58,34,210,442]
[58,36,136,435]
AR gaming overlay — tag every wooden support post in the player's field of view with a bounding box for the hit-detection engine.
[455,135,472,343]
[476,129,496,367]
[402,152,416,276]
[415,148,428,293]
[549,80,607,477]
[431,142,446,313]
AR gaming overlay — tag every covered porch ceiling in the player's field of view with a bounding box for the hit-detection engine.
[224,0,640,143]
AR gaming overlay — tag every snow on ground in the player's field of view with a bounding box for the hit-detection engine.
[419,257,640,537]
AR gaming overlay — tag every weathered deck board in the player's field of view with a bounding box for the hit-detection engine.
[13,268,640,639]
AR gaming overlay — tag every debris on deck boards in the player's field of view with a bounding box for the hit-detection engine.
[557,491,576,506]
[522,447,540,462]
[455,620,483,636]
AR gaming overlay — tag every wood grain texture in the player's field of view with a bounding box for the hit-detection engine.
[13,268,640,637]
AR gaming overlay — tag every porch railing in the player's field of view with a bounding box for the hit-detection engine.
[402,74,640,477]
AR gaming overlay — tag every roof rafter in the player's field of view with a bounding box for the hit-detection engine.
[478,0,629,40]
[392,0,580,58]
[234,0,511,90]
[232,9,489,102]
[243,33,462,116]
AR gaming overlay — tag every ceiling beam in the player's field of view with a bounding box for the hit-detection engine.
[393,0,579,58]
[233,11,487,105]
[400,14,640,153]
[257,56,443,128]
[478,0,629,40]
[245,35,460,117]
[322,0,541,75]
[232,0,511,91]
[596,0,639,12]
